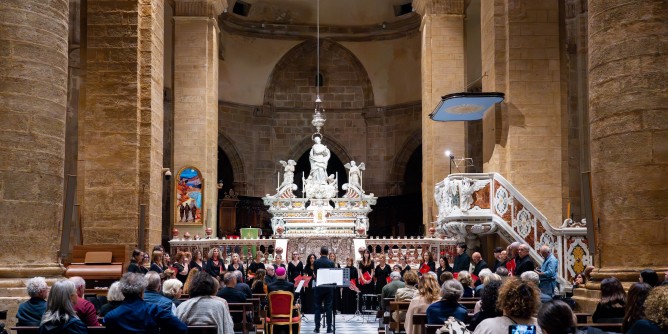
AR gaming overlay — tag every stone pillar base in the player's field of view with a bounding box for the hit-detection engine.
[589,267,668,284]
[0,264,65,279]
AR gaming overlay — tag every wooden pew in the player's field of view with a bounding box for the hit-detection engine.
[574,313,591,323]
[425,324,442,334]
[12,325,218,334]
[228,302,254,334]
[388,301,411,333]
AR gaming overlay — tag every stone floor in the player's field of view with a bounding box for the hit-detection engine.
[275,313,378,334]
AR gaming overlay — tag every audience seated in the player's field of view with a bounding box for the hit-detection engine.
[495,267,509,280]
[175,271,234,334]
[267,267,294,295]
[521,271,553,303]
[162,279,184,308]
[99,281,124,317]
[68,276,100,326]
[381,271,405,311]
[592,277,625,323]
[457,271,474,298]
[473,277,542,334]
[621,282,651,333]
[572,273,586,288]
[16,277,48,326]
[627,286,668,334]
[405,273,441,334]
[144,271,177,314]
[39,280,87,334]
[104,272,187,333]
[468,280,502,331]
[393,270,419,322]
[251,269,267,294]
[640,269,660,287]
[426,279,468,324]
[264,265,277,285]
[474,269,493,297]
[439,271,454,284]
[233,270,253,298]
[537,300,607,334]
[217,272,247,302]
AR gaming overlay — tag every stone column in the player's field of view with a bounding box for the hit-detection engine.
[172,0,226,237]
[413,0,467,228]
[0,0,68,277]
[480,0,564,226]
[79,0,164,249]
[588,0,668,279]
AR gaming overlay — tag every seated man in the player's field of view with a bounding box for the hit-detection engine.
[381,271,405,312]
[16,277,49,326]
[218,272,247,302]
[233,270,252,298]
[265,264,277,285]
[267,267,294,294]
[521,271,553,303]
[68,276,100,326]
[105,273,187,333]
[144,271,177,314]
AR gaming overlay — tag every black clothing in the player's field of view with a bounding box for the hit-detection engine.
[235,282,253,299]
[492,260,506,272]
[400,264,411,278]
[227,263,245,281]
[468,308,502,331]
[436,266,450,285]
[313,255,335,331]
[248,261,265,277]
[268,278,296,294]
[150,262,164,273]
[287,261,303,282]
[426,261,436,273]
[592,303,625,323]
[174,263,188,283]
[127,260,148,274]
[251,281,266,294]
[99,300,123,317]
[514,256,535,277]
[341,265,359,314]
[17,297,47,326]
[205,258,224,278]
[452,253,471,273]
[472,260,489,277]
[374,264,392,294]
[265,275,277,285]
[189,260,204,273]
[39,317,87,334]
[218,286,248,302]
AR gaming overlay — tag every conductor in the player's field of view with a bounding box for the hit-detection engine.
[313,246,335,333]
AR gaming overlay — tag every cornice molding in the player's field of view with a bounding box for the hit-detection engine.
[218,12,421,42]
[174,0,227,18]
[412,0,465,16]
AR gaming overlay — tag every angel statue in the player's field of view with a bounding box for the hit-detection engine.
[279,159,296,186]
[344,161,365,188]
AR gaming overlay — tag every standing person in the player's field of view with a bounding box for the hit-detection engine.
[173,251,189,284]
[38,280,87,334]
[162,253,172,271]
[358,249,375,310]
[313,246,335,333]
[398,256,411,278]
[491,247,505,272]
[471,252,489,277]
[150,251,164,273]
[536,245,558,297]
[374,254,392,295]
[105,273,187,333]
[452,243,471,273]
[227,253,245,282]
[328,253,342,313]
[436,257,453,286]
[17,277,49,326]
[205,248,224,278]
[68,277,100,326]
[505,242,520,275]
[341,257,359,314]
[247,251,266,281]
[189,249,204,273]
[302,253,317,314]
[287,251,303,283]
[421,251,436,273]
[127,249,148,274]
[515,244,535,276]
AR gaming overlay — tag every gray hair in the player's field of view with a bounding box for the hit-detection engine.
[41,280,77,325]
[162,279,183,298]
[119,272,148,297]
[495,267,509,277]
[106,281,125,302]
[234,270,243,280]
[265,264,275,271]
[26,277,48,298]
[478,268,493,282]
[441,279,464,302]
[521,271,540,285]
[426,271,438,280]
[68,276,85,290]
[223,272,236,285]
[390,271,402,280]
[145,271,162,291]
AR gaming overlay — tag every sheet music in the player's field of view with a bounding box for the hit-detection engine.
[295,279,305,292]
[316,268,343,286]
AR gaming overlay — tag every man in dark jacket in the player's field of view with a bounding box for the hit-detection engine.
[16,277,48,326]
[233,270,253,298]
[313,246,335,333]
[471,252,489,277]
[268,267,295,295]
[452,243,471,273]
[515,244,536,276]
[218,272,247,323]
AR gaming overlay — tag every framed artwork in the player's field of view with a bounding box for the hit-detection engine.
[175,166,204,225]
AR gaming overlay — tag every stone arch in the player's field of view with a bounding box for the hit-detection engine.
[287,135,353,166]
[264,39,375,109]
[218,131,247,188]
[390,131,422,184]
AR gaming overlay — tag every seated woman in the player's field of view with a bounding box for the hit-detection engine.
[393,270,419,322]
[468,280,503,331]
[251,269,268,294]
[175,271,234,334]
[627,286,668,334]
[457,271,474,298]
[473,277,542,334]
[426,279,468,324]
[163,279,184,308]
[592,277,626,323]
[99,281,124,317]
[39,280,87,334]
[622,282,651,333]
[405,273,441,334]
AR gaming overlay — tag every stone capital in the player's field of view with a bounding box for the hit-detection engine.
[174,0,227,18]
[412,0,464,16]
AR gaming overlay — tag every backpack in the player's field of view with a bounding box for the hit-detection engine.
[435,316,472,334]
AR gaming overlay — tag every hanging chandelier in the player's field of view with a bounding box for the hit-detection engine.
[311,0,326,135]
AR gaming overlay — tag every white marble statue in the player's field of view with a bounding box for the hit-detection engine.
[345,161,365,189]
[279,159,296,186]
[308,134,330,184]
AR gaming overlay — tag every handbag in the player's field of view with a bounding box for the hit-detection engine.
[434,316,471,334]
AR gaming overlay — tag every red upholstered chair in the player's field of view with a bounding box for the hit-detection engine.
[265,291,300,334]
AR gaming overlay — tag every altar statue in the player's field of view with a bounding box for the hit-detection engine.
[279,159,296,186]
[345,161,365,188]
[308,134,330,184]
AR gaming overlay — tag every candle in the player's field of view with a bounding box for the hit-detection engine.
[566,201,571,220]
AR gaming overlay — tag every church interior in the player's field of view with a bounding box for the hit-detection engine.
[1,0,666,332]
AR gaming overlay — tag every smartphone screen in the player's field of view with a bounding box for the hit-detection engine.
[508,324,537,334]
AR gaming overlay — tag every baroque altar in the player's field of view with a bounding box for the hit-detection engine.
[262,98,377,261]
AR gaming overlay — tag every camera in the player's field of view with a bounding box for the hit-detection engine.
[163,168,171,180]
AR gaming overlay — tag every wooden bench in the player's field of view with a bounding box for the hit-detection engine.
[574,312,591,323]
[459,300,478,311]
[388,301,411,333]
[425,324,442,334]
[228,302,254,334]
[12,325,218,334]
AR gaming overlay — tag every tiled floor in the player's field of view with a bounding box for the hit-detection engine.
[297,313,378,334]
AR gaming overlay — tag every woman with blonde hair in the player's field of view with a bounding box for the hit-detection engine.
[457,270,474,297]
[183,268,199,295]
[405,273,441,334]
[150,251,164,273]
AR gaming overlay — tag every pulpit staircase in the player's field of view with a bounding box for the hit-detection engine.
[434,173,592,290]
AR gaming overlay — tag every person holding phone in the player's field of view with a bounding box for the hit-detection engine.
[473,277,543,334]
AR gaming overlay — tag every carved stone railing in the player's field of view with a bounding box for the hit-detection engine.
[358,236,459,268]
[434,173,592,288]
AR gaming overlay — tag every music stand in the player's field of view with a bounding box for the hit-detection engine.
[294,279,309,322]
[316,268,350,334]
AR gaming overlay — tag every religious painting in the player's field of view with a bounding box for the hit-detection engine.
[175,167,204,225]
